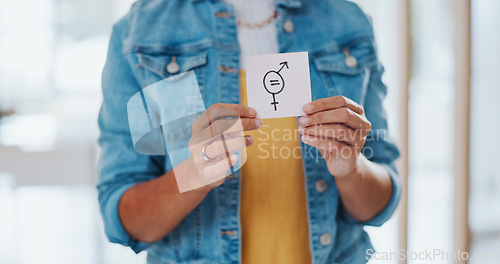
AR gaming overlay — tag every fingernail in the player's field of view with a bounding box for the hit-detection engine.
[299,117,308,125]
[246,135,253,144]
[304,104,313,113]
[298,126,305,134]
[255,119,263,128]
[301,135,310,142]
[248,108,256,116]
[230,154,238,163]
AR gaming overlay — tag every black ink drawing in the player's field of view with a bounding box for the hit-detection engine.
[263,61,289,111]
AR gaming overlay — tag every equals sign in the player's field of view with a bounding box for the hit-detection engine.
[270,79,280,86]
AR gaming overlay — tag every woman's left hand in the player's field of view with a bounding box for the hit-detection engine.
[298,96,372,178]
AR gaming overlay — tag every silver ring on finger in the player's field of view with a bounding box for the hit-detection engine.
[201,145,215,161]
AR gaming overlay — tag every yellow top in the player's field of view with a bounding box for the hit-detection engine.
[239,70,312,264]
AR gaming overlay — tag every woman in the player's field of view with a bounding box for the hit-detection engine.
[97,0,401,263]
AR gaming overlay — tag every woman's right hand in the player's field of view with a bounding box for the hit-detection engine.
[119,103,262,242]
[185,103,262,189]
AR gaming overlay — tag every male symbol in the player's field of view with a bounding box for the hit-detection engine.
[263,61,289,111]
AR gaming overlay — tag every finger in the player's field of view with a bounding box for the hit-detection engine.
[201,154,238,182]
[206,104,257,121]
[205,136,252,160]
[298,125,366,149]
[197,118,262,142]
[209,118,262,134]
[300,135,357,159]
[303,96,364,115]
[298,124,360,144]
[299,107,371,130]
[192,104,257,132]
[192,118,244,145]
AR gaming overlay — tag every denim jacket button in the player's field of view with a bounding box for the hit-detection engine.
[166,61,180,74]
[319,233,332,246]
[315,179,327,192]
[344,55,358,68]
[283,20,294,33]
[166,56,180,74]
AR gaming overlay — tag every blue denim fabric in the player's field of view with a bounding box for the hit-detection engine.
[97,0,401,263]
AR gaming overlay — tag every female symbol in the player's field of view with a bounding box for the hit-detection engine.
[263,61,289,111]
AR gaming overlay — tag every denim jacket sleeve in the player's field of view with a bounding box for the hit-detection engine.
[340,60,402,227]
[97,21,162,253]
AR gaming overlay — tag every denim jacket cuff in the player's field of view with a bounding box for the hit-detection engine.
[101,182,152,253]
[340,162,401,227]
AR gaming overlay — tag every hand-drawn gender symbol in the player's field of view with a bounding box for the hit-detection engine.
[263,61,289,111]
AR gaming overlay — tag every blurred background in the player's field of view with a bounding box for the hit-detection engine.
[0,0,498,263]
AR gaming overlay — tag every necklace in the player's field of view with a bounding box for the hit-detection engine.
[236,10,279,29]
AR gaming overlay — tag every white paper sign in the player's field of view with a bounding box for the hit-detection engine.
[246,52,312,119]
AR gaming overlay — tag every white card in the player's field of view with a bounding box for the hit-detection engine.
[246,52,312,119]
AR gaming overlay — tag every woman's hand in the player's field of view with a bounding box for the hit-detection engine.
[298,96,371,178]
[119,103,262,243]
[187,103,262,188]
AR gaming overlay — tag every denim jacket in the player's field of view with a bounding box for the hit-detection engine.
[97,0,401,263]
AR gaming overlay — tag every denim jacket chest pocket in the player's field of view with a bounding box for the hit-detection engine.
[128,47,209,168]
[131,46,209,93]
[313,38,377,105]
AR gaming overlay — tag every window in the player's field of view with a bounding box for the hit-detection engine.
[469,0,500,262]
[408,0,455,261]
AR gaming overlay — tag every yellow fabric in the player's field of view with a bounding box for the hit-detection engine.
[240,70,312,264]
